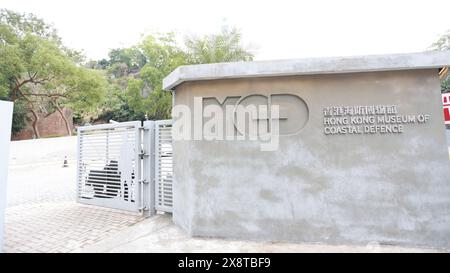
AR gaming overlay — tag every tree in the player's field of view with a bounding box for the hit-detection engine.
[97,27,254,123]
[133,33,187,119]
[430,30,450,51]
[430,29,450,93]
[36,67,107,135]
[185,26,254,64]
[0,9,106,137]
[0,9,60,43]
[0,33,71,137]
[101,33,187,121]
[122,28,253,120]
[108,47,147,71]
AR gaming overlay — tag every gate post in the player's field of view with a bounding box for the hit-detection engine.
[142,121,156,217]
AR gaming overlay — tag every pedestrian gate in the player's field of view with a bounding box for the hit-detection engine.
[76,120,173,216]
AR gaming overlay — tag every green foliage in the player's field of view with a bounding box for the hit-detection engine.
[126,78,145,114]
[185,26,254,64]
[442,77,450,93]
[430,29,450,93]
[104,47,148,78]
[11,101,27,133]
[0,8,107,134]
[2,8,255,131]
[98,85,142,122]
[131,33,187,119]
[430,30,450,51]
[99,28,253,122]
[0,9,60,43]
[100,33,187,121]
[109,47,147,70]
[57,68,108,121]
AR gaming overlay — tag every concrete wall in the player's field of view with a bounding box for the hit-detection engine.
[172,69,450,248]
[0,101,13,252]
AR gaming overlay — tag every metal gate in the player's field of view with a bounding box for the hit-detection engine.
[154,120,173,212]
[77,121,143,212]
[77,120,173,216]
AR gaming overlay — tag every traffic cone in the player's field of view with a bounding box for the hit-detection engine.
[62,156,69,168]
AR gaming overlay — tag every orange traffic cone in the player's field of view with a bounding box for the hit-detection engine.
[62,156,69,168]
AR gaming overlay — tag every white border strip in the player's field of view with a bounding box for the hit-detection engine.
[0,101,13,252]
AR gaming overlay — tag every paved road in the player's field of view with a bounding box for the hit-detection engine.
[4,136,144,253]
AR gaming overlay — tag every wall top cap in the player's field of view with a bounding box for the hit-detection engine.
[162,51,450,90]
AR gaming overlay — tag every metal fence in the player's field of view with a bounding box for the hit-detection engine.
[77,120,173,216]
[154,120,173,212]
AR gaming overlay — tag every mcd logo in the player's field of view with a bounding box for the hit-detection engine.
[202,93,309,137]
[172,93,309,150]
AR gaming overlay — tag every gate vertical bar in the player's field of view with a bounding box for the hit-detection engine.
[135,124,142,212]
[76,127,81,203]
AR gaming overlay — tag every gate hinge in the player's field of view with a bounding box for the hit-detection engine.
[139,150,149,157]
[138,179,149,184]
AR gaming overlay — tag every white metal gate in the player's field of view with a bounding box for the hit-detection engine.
[77,120,173,215]
[154,120,173,212]
[77,121,143,212]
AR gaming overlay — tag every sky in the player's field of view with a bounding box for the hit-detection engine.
[2,0,450,61]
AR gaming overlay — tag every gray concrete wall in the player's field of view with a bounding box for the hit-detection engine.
[0,101,13,252]
[172,69,450,248]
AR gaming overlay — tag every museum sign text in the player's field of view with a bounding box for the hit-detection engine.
[323,105,430,135]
